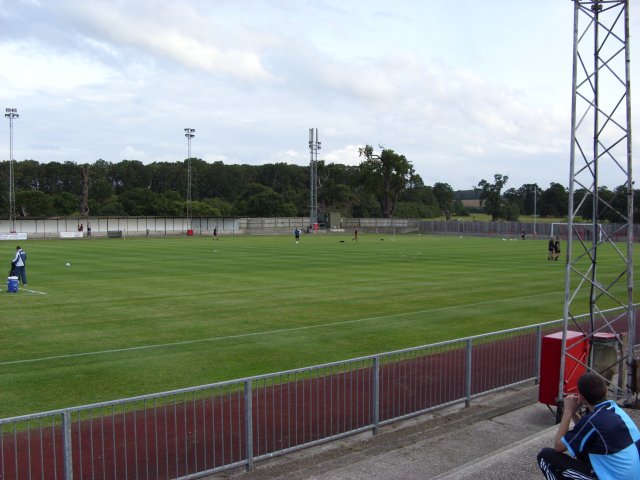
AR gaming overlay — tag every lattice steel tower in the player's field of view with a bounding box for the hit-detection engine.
[559,0,634,406]
[309,128,321,226]
[184,128,195,231]
[5,108,18,233]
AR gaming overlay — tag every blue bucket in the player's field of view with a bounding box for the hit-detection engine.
[7,276,18,293]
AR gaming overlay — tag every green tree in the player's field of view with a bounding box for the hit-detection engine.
[433,182,455,219]
[476,174,509,221]
[358,145,414,218]
[155,190,184,216]
[452,199,469,216]
[53,192,79,216]
[97,196,126,216]
[517,183,542,216]
[108,160,150,194]
[246,188,297,217]
[202,197,234,217]
[540,183,568,217]
[119,187,157,216]
[190,200,220,217]
[15,190,53,217]
[318,162,363,216]
[606,184,633,223]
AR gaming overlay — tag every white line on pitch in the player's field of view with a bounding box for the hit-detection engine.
[21,288,47,295]
[0,291,557,366]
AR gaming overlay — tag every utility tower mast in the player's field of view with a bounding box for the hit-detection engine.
[184,128,195,231]
[5,108,18,233]
[309,128,321,227]
[559,0,634,407]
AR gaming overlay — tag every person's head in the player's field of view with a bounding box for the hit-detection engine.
[577,372,608,406]
[16,245,20,251]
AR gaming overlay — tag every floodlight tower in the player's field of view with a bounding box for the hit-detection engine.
[184,128,195,231]
[5,108,18,233]
[558,0,634,410]
[309,128,321,227]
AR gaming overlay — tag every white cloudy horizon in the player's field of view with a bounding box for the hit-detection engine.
[1,0,638,191]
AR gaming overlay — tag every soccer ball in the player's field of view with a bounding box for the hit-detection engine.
[65,262,71,267]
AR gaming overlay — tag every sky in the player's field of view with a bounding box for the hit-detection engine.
[0,0,638,191]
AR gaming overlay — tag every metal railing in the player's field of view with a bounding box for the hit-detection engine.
[1,306,636,480]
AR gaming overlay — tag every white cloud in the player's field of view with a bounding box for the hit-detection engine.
[323,145,362,167]
[121,145,146,161]
[0,42,116,95]
[0,0,636,191]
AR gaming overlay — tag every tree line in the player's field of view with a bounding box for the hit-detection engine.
[0,149,636,222]
[476,173,638,224]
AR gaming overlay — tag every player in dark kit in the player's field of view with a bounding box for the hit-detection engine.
[553,237,561,261]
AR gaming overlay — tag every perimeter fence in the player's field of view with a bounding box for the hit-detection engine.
[417,220,640,240]
[1,306,637,480]
[5,216,639,241]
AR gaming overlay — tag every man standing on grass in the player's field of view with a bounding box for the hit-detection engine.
[537,372,640,479]
[11,245,27,286]
[293,227,301,244]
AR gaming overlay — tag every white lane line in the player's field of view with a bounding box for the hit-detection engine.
[21,288,47,295]
[0,291,558,366]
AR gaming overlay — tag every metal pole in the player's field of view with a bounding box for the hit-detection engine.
[589,0,602,342]
[533,187,537,236]
[372,356,380,434]
[63,410,73,480]
[623,0,635,405]
[465,339,473,408]
[558,0,581,410]
[244,380,254,471]
[308,128,321,228]
[184,128,195,232]
[4,108,18,232]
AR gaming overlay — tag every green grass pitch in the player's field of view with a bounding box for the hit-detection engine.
[0,233,636,417]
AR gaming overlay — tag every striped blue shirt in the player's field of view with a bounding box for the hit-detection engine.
[563,400,640,480]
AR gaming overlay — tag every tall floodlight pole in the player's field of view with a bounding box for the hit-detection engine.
[5,108,18,233]
[558,0,633,412]
[184,128,195,231]
[309,128,321,227]
[533,186,537,236]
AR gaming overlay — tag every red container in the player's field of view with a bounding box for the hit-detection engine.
[187,229,194,236]
[538,330,588,405]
